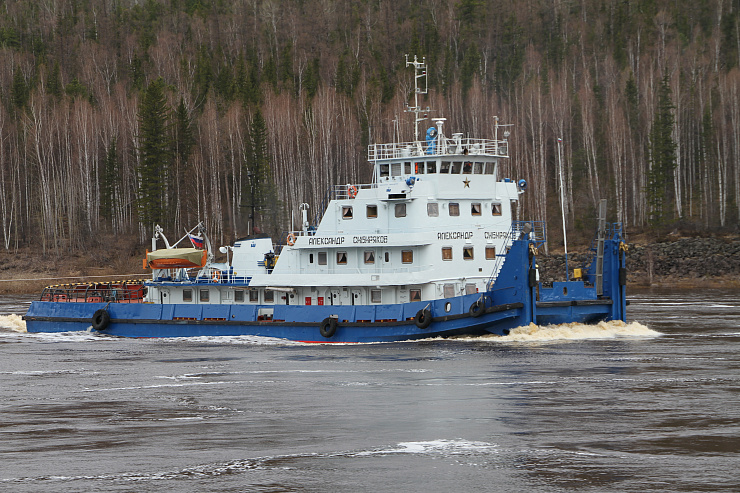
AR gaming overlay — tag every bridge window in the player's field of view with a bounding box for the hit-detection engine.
[485,246,496,260]
[380,164,389,178]
[364,251,375,264]
[249,290,259,302]
[484,162,495,174]
[395,203,406,217]
[449,203,460,216]
[371,289,382,303]
[471,203,481,216]
[463,161,473,174]
[183,289,193,302]
[427,202,439,217]
[401,250,413,264]
[318,252,327,265]
[414,162,425,174]
[404,162,412,174]
[442,247,452,260]
[234,290,244,302]
[463,246,474,260]
[427,161,437,173]
[264,290,274,303]
[337,251,348,265]
[451,162,462,174]
[391,162,402,176]
[492,203,502,216]
[440,161,451,173]
[473,162,483,174]
[342,206,353,219]
[200,289,210,302]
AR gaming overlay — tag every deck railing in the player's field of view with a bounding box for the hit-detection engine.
[368,137,509,161]
[40,281,147,303]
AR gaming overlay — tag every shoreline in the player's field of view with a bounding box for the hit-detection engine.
[2,235,738,295]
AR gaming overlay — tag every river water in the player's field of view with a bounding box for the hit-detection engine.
[0,289,738,492]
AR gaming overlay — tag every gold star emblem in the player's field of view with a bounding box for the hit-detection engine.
[463,178,470,188]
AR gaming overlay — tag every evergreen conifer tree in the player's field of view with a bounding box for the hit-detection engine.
[647,75,677,226]
[137,77,172,229]
[243,108,280,235]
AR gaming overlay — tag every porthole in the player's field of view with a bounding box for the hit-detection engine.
[445,302,452,312]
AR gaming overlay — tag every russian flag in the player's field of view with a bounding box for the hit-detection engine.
[189,234,204,249]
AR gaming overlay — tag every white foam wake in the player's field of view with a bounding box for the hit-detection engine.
[500,320,658,342]
[354,439,498,456]
[0,314,26,333]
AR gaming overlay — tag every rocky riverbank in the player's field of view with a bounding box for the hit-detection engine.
[537,236,740,288]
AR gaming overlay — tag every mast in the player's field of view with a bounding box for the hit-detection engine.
[405,54,429,142]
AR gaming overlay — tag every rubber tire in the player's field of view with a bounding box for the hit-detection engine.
[414,309,432,330]
[319,317,337,338]
[92,309,111,331]
[469,300,484,318]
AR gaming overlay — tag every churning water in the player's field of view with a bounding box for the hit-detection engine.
[0,289,738,492]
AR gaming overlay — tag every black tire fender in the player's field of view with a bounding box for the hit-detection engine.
[469,300,485,318]
[91,309,111,331]
[414,309,432,329]
[319,317,337,338]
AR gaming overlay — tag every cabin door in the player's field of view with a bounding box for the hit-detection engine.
[159,288,170,304]
[351,289,363,305]
[329,289,340,305]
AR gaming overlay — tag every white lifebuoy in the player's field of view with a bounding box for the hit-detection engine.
[347,184,358,199]
[286,233,297,246]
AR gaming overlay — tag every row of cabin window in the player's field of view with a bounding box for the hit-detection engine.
[182,288,274,303]
[343,202,502,219]
[310,250,414,265]
[307,246,495,266]
[182,287,425,305]
[379,161,495,177]
[443,246,496,261]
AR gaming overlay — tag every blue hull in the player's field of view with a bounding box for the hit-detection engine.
[24,238,628,343]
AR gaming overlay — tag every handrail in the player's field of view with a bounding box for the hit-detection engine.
[369,137,509,161]
[40,280,148,303]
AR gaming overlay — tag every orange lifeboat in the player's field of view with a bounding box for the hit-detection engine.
[144,248,207,269]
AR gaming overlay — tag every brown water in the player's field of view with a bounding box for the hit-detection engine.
[0,289,738,492]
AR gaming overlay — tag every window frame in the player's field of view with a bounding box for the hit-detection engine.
[395,203,406,217]
[449,202,460,216]
[463,246,474,260]
[485,246,496,260]
[401,250,413,264]
[183,289,193,302]
[370,289,382,303]
[442,246,453,261]
[200,289,210,302]
[366,204,378,218]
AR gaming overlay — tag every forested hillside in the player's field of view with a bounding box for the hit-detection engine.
[1,0,738,253]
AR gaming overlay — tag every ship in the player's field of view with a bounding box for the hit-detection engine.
[24,56,627,343]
